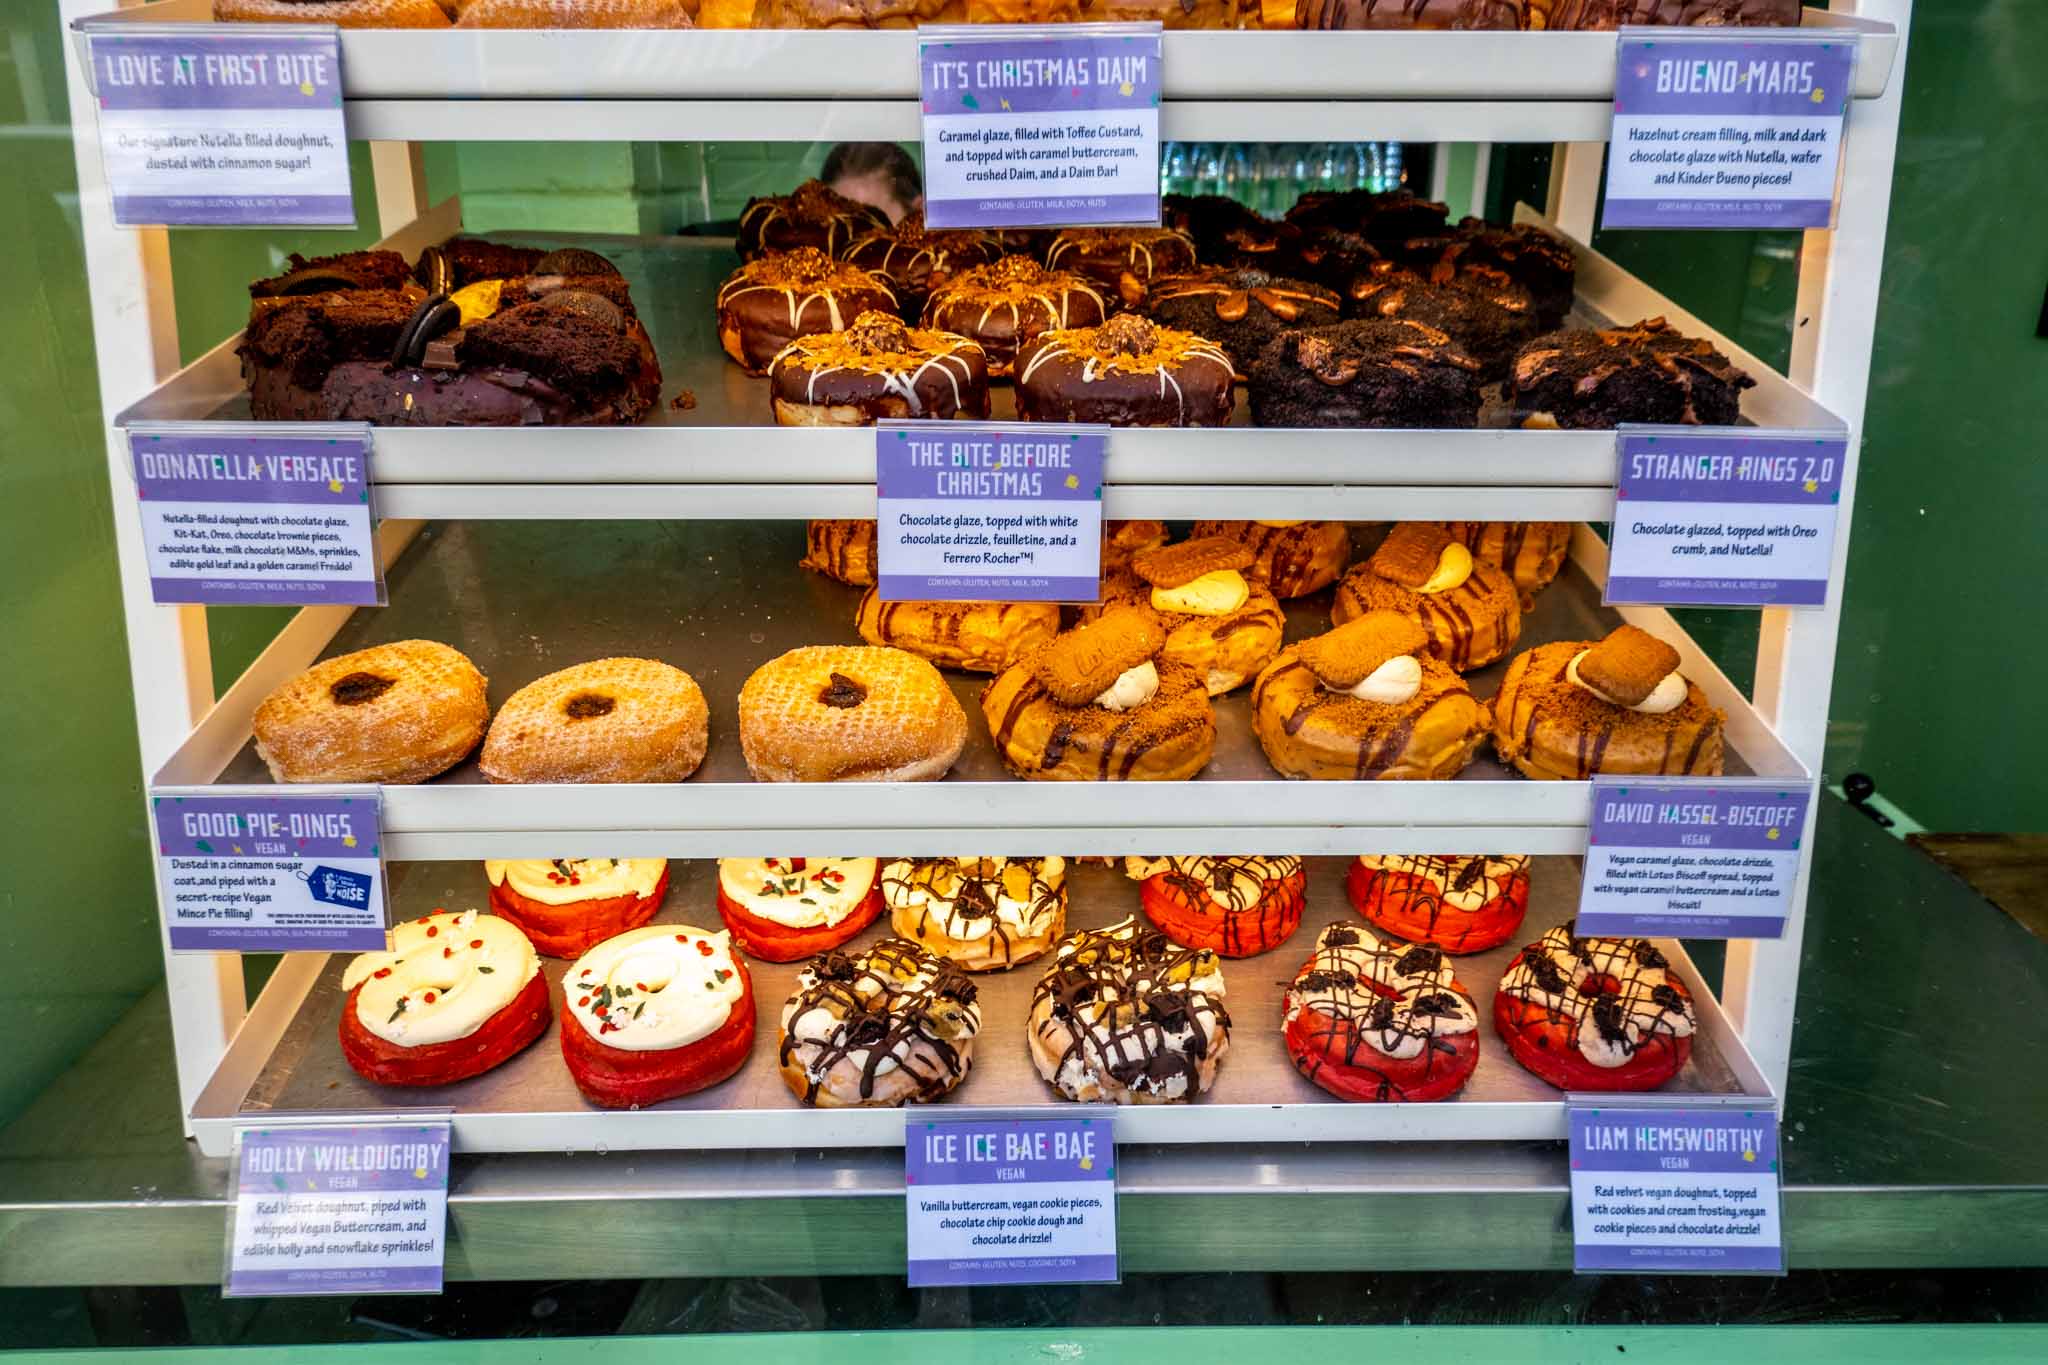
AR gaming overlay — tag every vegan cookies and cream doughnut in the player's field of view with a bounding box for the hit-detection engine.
[1494,924,1697,1092]
[1029,919,1230,1105]
[1283,923,1480,1104]
[882,856,1068,972]
[1346,854,1530,955]
[778,939,981,1107]
[1128,855,1308,958]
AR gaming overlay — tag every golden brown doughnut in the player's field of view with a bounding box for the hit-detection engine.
[1103,519,1168,575]
[1332,524,1521,673]
[800,519,878,586]
[1190,520,1352,599]
[454,0,694,23]
[1441,520,1572,610]
[1082,569,1285,697]
[215,0,452,26]
[738,645,967,782]
[253,640,488,785]
[883,857,1068,972]
[1490,636,1726,781]
[854,588,1060,674]
[479,658,708,784]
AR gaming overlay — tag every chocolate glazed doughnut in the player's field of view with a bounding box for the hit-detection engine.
[716,249,897,375]
[921,256,1108,377]
[768,312,990,426]
[1016,314,1235,428]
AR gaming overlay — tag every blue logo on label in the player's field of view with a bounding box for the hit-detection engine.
[305,865,372,908]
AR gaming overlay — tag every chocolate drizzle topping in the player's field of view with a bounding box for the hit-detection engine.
[1497,922,1696,1065]
[881,857,1066,970]
[1030,920,1230,1103]
[1352,855,1529,950]
[1282,921,1478,1102]
[779,939,980,1105]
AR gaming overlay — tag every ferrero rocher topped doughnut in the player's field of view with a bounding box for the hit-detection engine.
[1028,918,1230,1105]
[1332,523,1522,672]
[855,587,1060,674]
[778,938,981,1108]
[479,658,709,785]
[1017,314,1236,428]
[767,311,990,426]
[883,857,1068,972]
[1085,536,1285,695]
[1440,520,1572,610]
[1138,268,1342,374]
[1189,520,1352,599]
[253,640,489,785]
[738,645,968,782]
[736,179,889,261]
[716,248,897,375]
[800,519,877,586]
[980,607,1217,782]
[1490,625,1726,780]
[840,211,999,313]
[921,256,1108,376]
[1251,611,1490,781]
[1046,227,1198,290]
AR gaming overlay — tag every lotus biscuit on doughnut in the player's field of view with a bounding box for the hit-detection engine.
[714,857,884,962]
[338,909,549,1087]
[1493,924,1697,1092]
[737,645,967,783]
[559,924,755,1110]
[484,858,671,958]
[253,640,489,785]
[1282,922,1480,1104]
[480,657,708,784]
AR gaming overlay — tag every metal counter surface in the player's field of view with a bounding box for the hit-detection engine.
[4,802,2043,1284]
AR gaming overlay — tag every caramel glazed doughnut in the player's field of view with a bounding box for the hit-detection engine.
[253,640,489,785]
[738,645,968,782]
[778,939,982,1108]
[1029,919,1231,1104]
[883,856,1068,972]
[856,588,1061,675]
[800,519,877,586]
[1490,634,1725,780]
[214,0,452,26]
[479,658,708,784]
[1190,520,1352,599]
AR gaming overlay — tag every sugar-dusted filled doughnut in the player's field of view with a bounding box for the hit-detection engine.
[738,645,967,782]
[559,924,754,1109]
[254,640,488,785]
[338,909,548,1087]
[480,657,708,784]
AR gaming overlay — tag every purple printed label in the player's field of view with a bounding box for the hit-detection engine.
[875,423,1104,603]
[1570,1106,1784,1274]
[131,425,383,607]
[920,27,1163,230]
[906,1116,1117,1288]
[1579,780,1811,938]
[88,29,352,228]
[1605,34,1854,231]
[153,792,387,951]
[228,1123,449,1297]
[1606,429,1846,609]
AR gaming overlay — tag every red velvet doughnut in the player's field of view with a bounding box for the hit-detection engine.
[338,971,551,1088]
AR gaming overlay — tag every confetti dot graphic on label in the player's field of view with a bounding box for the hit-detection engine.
[1118,81,1134,96]
[1811,88,1826,103]
[343,835,358,848]
[1804,479,1819,493]
[1064,474,1079,489]
[1766,828,1781,841]
[300,81,315,97]
[1743,1149,1757,1162]
[329,478,344,493]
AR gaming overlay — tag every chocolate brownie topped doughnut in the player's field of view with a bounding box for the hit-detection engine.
[921,256,1108,376]
[768,311,990,426]
[1016,314,1235,427]
[1247,318,1482,429]
[1141,268,1342,374]
[1344,263,1539,383]
[1402,218,1577,328]
[1510,317,1754,429]
[1286,188,1450,250]
[716,248,898,375]
[736,179,890,261]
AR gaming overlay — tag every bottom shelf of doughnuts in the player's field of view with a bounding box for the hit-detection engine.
[193,854,1771,1155]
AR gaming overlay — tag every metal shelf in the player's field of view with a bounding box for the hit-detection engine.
[187,854,1769,1156]
[115,200,1846,524]
[74,0,1897,142]
[152,519,1802,860]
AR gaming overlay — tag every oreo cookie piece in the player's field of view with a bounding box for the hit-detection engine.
[1247,318,1483,430]
[1509,317,1754,429]
[534,247,624,279]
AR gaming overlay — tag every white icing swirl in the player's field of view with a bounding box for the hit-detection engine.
[1334,654,1421,704]
[717,857,878,929]
[1094,660,1159,712]
[564,924,744,1053]
[1283,923,1478,1061]
[343,911,539,1047]
[484,859,666,906]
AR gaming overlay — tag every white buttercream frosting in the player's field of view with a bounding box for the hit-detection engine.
[1566,649,1687,715]
[1094,660,1159,712]
[343,911,539,1048]
[1334,654,1422,704]
[564,924,745,1053]
[1150,569,1249,616]
[717,857,879,930]
[484,859,666,906]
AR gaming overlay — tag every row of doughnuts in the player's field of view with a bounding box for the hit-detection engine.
[719,183,1753,432]
[339,854,1697,1108]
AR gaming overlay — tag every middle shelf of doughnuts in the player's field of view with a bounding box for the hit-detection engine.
[157,517,1803,856]
[117,198,1844,522]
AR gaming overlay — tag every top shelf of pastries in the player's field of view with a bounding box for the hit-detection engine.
[77,1,1898,115]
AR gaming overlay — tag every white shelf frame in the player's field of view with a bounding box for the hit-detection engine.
[59,0,1911,1152]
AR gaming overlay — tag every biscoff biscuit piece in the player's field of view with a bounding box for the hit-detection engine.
[1298,611,1429,689]
[1031,607,1166,705]
[1369,523,1455,589]
[1577,625,1682,707]
[1132,536,1256,589]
